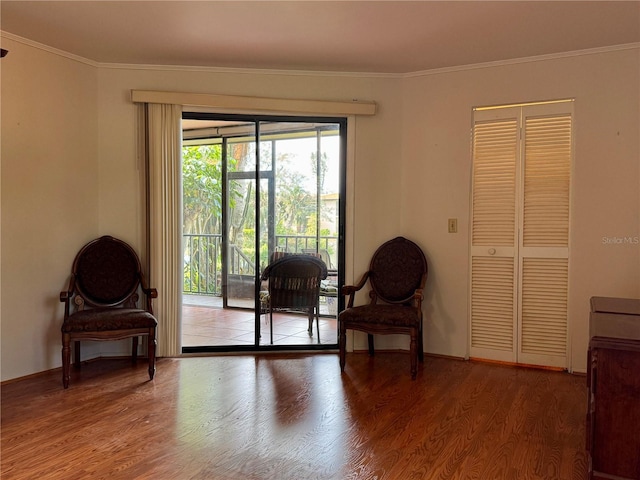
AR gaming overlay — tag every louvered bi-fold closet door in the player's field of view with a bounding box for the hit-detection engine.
[470,110,519,363]
[470,102,572,368]
[518,105,572,367]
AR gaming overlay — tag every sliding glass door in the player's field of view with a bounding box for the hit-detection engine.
[181,113,345,352]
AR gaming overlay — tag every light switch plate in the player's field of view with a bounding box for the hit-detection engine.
[448,218,458,233]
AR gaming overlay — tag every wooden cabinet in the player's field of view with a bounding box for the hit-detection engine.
[587,297,640,480]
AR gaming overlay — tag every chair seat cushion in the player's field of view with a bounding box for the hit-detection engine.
[62,308,157,333]
[339,304,420,327]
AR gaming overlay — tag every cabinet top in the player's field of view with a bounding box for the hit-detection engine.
[590,297,640,342]
[590,296,640,316]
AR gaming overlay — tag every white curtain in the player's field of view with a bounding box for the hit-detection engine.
[147,103,183,357]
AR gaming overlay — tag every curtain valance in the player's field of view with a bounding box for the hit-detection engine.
[131,90,376,116]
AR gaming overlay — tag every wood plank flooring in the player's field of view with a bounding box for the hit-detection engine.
[1,354,588,479]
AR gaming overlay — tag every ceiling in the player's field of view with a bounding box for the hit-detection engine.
[1,1,639,74]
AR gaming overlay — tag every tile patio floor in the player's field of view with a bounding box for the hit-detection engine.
[182,295,338,348]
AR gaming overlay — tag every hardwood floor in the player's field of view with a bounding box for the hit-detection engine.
[1,354,588,479]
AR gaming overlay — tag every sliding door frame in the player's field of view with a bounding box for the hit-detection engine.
[182,111,347,353]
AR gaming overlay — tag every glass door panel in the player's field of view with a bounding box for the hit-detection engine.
[226,177,257,309]
[260,122,341,346]
[225,132,258,311]
[181,114,344,351]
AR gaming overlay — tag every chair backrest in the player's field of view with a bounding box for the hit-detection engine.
[263,255,328,309]
[71,236,143,308]
[368,236,428,304]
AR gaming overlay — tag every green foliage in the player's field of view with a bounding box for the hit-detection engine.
[182,136,339,293]
[182,145,223,234]
[183,235,221,294]
[311,151,329,193]
[274,155,316,235]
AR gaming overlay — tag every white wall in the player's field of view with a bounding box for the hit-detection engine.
[95,66,405,276]
[400,48,640,371]
[1,38,99,380]
[1,36,638,380]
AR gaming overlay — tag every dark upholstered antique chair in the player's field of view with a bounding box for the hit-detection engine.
[261,255,328,344]
[339,236,428,379]
[60,236,158,388]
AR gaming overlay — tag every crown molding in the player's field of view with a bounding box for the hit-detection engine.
[2,30,638,78]
[101,61,396,79]
[403,43,640,78]
[0,30,395,78]
[0,31,99,67]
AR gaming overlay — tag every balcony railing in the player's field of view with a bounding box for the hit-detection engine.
[183,234,223,296]
[183,234,338,296]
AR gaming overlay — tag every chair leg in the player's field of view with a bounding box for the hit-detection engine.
[148,329,156,381]
[410,331,418,380]
[418,325,424,363]
[339,323,347,372]
[315,307,321,344]
[132,336,139,364]
[368,334,375,356]
[73,341,81,370]
[307,308,314,337]
[62,334,71,389]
